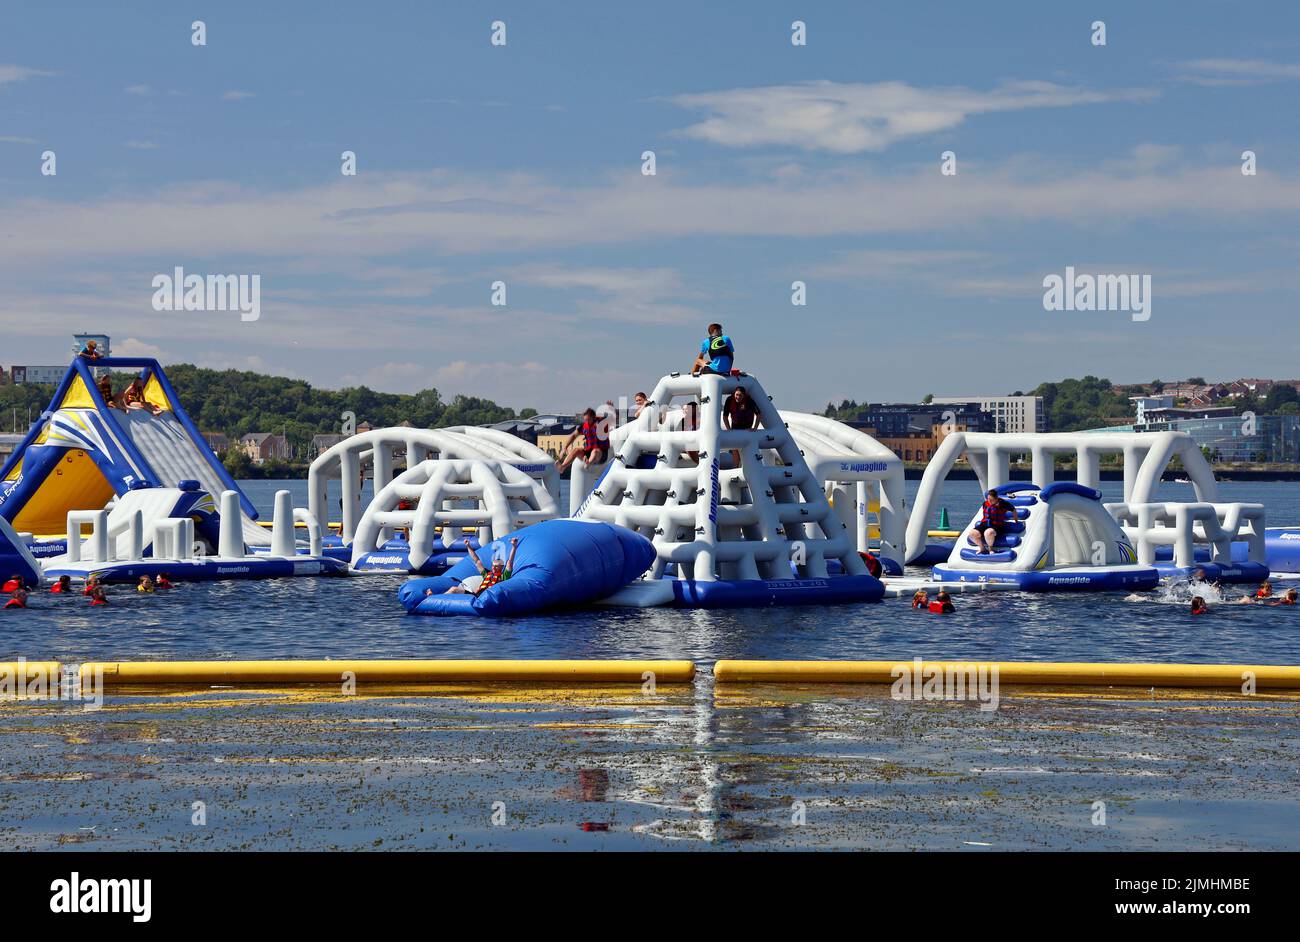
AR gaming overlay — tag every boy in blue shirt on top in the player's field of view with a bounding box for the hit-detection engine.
[692,323,735,376]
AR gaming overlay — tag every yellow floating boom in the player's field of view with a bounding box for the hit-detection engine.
[81,659,695,686]
[0,661,62,686]
[713,659,1300,688]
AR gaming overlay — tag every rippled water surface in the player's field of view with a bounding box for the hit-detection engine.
[4,479,1299,665]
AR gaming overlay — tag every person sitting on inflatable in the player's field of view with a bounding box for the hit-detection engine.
[971,489,1017,555]
[121,377,162,416]
[51,575,72,594]
[692,323,735,377]
[96,373,120,409]
[911,589,929,609]
[557,409,606,473]
[438,537,520,596]
[1191,596,1209,615]
[4,587,27,609]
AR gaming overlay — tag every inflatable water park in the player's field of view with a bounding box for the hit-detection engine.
[0,356,1292,613]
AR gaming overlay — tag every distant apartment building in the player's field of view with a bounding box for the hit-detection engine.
[310,433,347,457]
[845,403,994,464]
[8,365,66,385]
[931,395,1046,434]
[1085,414,1300,463]
[240,433,291,463]
[1129,394,1175,424]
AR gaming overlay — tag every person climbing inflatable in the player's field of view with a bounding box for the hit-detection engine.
[436,537,519,596]
[692,323,735,377]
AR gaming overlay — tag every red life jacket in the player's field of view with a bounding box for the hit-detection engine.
[1,578,21,593]
[50,583,66,593]
[980,499,1014,527]
[4,597,24,609]
[929,600,953,614]
[90,597,108,606]
[1256,588,1271,599]
[476,568,508,594]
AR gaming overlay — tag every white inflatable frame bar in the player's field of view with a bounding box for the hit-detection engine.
[1107,501,1266,569]
[309,427,559,543]
[780,411,906,567]
[574,371,866,582]
[351,458,558,570]
[907,430,1218,564]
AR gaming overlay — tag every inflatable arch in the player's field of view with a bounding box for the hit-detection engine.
[308,426,559,543]
[572,371,882,606]
[780,411,906,570]
[932,482,1159,591]
[906,430,1218,564]
[351,459,559,572]
[0,358,259,540]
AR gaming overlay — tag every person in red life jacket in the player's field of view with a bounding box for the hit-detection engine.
[82,575,100,596]
[437,537,520,596]
[929,589,956,614]
[557,409,606,474]
[1270,588,1298,606]
[1190,596,1209,615]
[971,489,1017,555]
[89,585,109,606]
[4,588,28,609]
[1255,580,1273,600]
[723,387,759,469]
[911,589,929,609]
[858,550,883,579]
[156,574,174,590]
[2,574,24,593]
[50,575,72,594]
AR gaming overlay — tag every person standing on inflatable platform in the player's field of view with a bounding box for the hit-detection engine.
[692,323,735,377]
[971,489,1016,555]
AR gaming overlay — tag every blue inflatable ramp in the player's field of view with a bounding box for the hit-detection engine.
[398,519,655,617]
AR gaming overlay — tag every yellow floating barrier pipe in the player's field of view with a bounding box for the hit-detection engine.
[81,659,695,687]
[0,661,62,689]
[713,659,1300,689]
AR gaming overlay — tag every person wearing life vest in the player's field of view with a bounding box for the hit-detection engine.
[78,339,102,361]
[82,575,100,596]
[89,585,109,606]
[1,574,23,593]
[97,373,120,409]
[1191,596,1209,615]
[557,408,607,474]
[971,489,1016,555]
[137,575,155,593]
[1255,580,1273,600]
[4,588,27,609]
[50,575,72,594]
[1270,588,1298,606]
[156,574,174,590]
[911,589,929,610]
[929,589,955,614]
[858,550,883,579]
[692,323,735,377]
[438,537,520,596]
[122,377,162,416]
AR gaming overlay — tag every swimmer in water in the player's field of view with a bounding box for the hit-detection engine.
[1270,588,1298,606]
[137,575,155,593]
[89,585,109,606]
[933,589,955,613]
[156,574,174,590]
[51,575,72,594]
[4,587,28,609]
[82,575,100,596]
[911,589,929,609]
[1191,596,1208,615]
[1,573,23,593]
[1255,580,1273,600]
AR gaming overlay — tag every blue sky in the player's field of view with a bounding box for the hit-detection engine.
[2,1,1299,412]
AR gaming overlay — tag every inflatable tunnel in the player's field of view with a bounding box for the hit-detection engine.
[933,482,1159,591]
[398,519,656,617]
[0,358,258,538]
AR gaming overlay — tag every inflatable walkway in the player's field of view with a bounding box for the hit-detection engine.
[398,519,655,616]
[0,358,266,545]
[933,482,1160,591]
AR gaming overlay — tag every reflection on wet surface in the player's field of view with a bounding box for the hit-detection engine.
[2,679,1297,850]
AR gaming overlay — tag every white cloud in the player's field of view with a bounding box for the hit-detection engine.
[0,135,37,145]
[0,64,56,86]
[112,337,169,359]
[125,84,156,96]
[665,79,1156,153]
[222,90,255,101]
[1173,58,1300,86]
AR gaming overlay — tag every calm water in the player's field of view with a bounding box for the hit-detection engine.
[5,479,1299,665]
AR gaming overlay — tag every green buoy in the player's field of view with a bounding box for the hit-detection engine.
[938,507,950,529]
